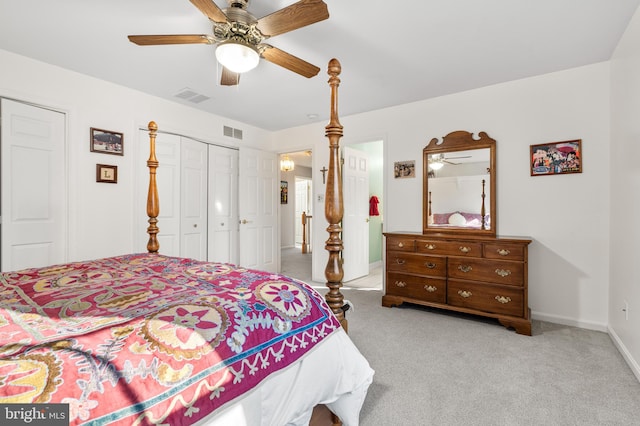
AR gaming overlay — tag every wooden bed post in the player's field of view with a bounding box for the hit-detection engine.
[146,121,160,253]
[324,59,347,331]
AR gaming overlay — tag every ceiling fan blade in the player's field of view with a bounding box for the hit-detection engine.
[257,0,329,37]
[189,0,228,23]
[261,45,320,78]
[128,35,214,45]
[220,67,240,86]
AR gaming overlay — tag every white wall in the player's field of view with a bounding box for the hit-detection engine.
[273,62,611,331]
[609,6,640,381]
[0,49,271,262]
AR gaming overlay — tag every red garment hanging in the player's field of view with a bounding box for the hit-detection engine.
[369,195,380,216]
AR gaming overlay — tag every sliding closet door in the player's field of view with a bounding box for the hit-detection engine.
[1,98,66,271]
[180,137,208,261]
[208,145,239,264]
[138,130,181,256]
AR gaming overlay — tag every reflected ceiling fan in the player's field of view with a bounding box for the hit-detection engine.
[428,153,472,170]
[128,0,329,86]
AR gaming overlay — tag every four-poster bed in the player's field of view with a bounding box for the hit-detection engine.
[0,59,372,425]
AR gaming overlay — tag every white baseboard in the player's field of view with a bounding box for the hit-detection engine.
[608,326,640,383]
[369,260,382,270]
[531,310,608,332]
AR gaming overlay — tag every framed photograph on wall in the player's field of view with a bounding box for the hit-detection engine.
[280,181,288,204]
[394,160,415,178]
[530,139,582,176]
[91,127,124,155]
[96,164,118,183]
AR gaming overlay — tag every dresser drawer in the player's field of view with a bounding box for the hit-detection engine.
[415,239,483,257]
[386,236,415,252]
[447,258,524,286]
[448,280,524,317]
[387,253,446,276]
[483,242,526,261]
[387,273,446,303]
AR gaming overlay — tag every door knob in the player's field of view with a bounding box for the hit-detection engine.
[240,219,252,224]
[365,218,370,223]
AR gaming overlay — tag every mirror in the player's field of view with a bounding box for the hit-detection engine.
[423,131,496,236]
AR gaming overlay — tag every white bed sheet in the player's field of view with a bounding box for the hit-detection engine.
[195,328,374,426]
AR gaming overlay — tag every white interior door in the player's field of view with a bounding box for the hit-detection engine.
[138,130,181,256]
[180,137,208,261]
[1,98,66,271]
[295,177,312,246]
[208,145,239,264]
[342,146,370,282]
[239,147,278,272]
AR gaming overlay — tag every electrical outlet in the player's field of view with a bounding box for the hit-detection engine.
[623,301,629,320]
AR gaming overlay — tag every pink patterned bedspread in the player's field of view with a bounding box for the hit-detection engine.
[0,253,340,425]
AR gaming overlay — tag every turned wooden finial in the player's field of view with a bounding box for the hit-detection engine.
[146,121,160,253]
[324,59,347,329]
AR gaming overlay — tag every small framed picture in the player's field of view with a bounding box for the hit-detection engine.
[280,181,288,204]
[91,127,124,155]
[530,139,582,176]
[394,160,416,178]
[96,164,118,183]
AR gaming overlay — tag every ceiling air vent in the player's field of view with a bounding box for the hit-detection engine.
[223,125,243,140]
[174,88,210,104]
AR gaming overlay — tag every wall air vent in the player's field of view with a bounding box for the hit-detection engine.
[223,125,243,140]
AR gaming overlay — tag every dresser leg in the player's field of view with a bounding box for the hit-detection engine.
[498,317,532,336]
[382,295,404,308]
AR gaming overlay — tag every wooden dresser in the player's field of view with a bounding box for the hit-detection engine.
[383,232,532,335]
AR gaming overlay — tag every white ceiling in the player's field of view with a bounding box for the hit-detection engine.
[1,1,638,131]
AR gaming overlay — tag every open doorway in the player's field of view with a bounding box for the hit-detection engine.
[279,150,313,283]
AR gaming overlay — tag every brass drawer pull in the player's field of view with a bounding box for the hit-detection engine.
[497,249,511,256]
[425,262,436,269]
[458,290,472,298]
[424,285,437,292]
[395,281,407,287]
[495,295,512,304]
[495,269,511,277]
[395,258,406,265]
[398,242,404,248]
[459,246,471,253]
[457,265,472,273]
[424,244,436,250]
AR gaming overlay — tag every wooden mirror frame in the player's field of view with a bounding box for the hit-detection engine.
[423,130,496,237]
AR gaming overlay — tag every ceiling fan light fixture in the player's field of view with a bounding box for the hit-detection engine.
[216,41,259,73]
[429,161,444,171]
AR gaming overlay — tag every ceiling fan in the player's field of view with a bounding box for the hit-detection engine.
[428,153,472,169]
[128,0,329,86]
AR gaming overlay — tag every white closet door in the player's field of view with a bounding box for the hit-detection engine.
[138,130,181,256]
[208,145,239,265]
[342,146,370,282]
[1,98,66,271]
[239,147,278,272]
[180,137,208,261]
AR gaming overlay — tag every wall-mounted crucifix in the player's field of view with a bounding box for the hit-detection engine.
[320,166,328,184]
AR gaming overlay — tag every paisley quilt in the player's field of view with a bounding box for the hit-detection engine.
[0,253,341,425]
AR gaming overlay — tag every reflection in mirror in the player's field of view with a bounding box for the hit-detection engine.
[427,149,491,230]
[423,131,496,236]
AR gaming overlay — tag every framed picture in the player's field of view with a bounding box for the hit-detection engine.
[530,139,582,176]
[280,181,288,204]
[96,164,118,183]
[91,127,124,155]
[394,160,415,179]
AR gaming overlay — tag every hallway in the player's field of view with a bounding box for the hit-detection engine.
[280,247,383,290]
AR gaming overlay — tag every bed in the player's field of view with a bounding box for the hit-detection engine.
[0,59,373,425]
